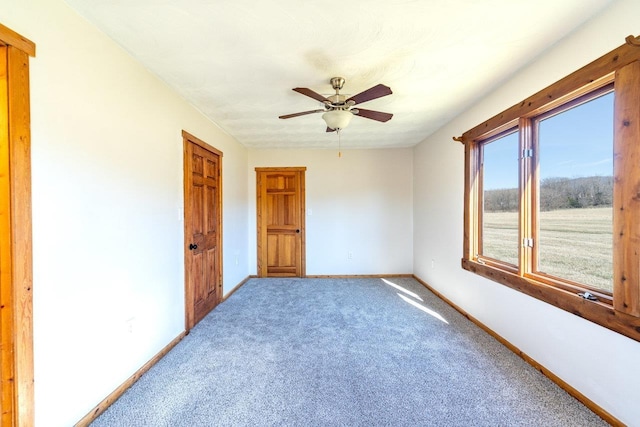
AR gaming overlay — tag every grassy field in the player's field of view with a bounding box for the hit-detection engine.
[483,207,612,292]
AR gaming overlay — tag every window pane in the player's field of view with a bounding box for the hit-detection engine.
[482,131,519,265]
[537,91,613,292]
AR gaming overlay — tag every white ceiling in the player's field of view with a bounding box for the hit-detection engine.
[64,0,613,149]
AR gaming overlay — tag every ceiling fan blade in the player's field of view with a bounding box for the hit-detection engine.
[292,87,330,103]
[346,84,392,105]
[279,109,325,119]
[353,108,393,122]
[326,127,336,133]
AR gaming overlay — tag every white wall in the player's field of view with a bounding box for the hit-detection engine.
[5,0,636,424]
[3,0,249,425]
[248,149,413,275]
[413,0,640,424]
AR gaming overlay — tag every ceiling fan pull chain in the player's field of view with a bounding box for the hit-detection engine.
[338,129,342,158]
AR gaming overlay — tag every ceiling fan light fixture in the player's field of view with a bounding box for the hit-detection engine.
[322,110,353,130]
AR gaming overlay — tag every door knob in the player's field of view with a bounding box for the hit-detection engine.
[296,229,300,233]
[189,243,198,250]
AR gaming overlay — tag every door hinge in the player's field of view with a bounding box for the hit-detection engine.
[523,238,534,248]
[522,149,533,159]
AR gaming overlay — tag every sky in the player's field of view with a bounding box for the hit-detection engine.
[483,91,614,190]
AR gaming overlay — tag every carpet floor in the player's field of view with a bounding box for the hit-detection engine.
[91,277,606,426]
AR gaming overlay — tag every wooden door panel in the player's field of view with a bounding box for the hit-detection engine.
[192,185,204,237]
[192,151,203,172]
[267,193,298,226]
[192,252,205,300]
[257,167,305,277]
[184,132,222,330]
[205,186,217,234]
[267,234,290,266]
[267,234,297,264]
[206,247,218,296]
[194,248,217,300]
[267,233,297,276]
[205,157,217,180]
[266,174,296,190]
[266,234,277,266]
[206,247,219,296]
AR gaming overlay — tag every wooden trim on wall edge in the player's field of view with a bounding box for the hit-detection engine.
[412,274,622,427]
[221,275,414,294]
[222,275,254,302]
[0,23,35,57]
[254,167,307,172]
[74,331,187,427]
[181,130,223,157]
[306,274,413,279]
[2,42,34,427]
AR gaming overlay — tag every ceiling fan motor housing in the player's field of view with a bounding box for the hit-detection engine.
[330,77,345,91]
[327,94,348,106]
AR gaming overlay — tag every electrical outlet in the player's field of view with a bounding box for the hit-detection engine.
[125,317,135,334]
[348,251,353,260]
[431,259,435,268]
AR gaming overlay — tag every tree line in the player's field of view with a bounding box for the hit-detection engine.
[484,176,613,212]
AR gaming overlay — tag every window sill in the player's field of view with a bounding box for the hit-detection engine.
[461,258,640,342]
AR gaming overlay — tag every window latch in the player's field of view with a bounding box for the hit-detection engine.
[578,291,598,301]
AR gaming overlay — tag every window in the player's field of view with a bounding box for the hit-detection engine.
[534,88,614,293]
[480,130,519,267]
[460,37,640,341]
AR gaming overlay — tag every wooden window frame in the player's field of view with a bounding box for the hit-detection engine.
[460,36,640,342]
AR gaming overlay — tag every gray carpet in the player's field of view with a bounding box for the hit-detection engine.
[91,277,606,426]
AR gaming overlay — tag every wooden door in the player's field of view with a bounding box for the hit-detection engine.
[183,131,222,330]
[0,25,35,427]
[256,167,306,277]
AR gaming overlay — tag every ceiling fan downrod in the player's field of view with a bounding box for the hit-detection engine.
[330,77,345,93]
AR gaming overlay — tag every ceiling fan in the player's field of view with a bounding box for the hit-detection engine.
[279,77,393,132]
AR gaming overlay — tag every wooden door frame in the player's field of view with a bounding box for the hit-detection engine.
[0,24,35,427]
[255,167,306,277]
[182,130,223,332]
